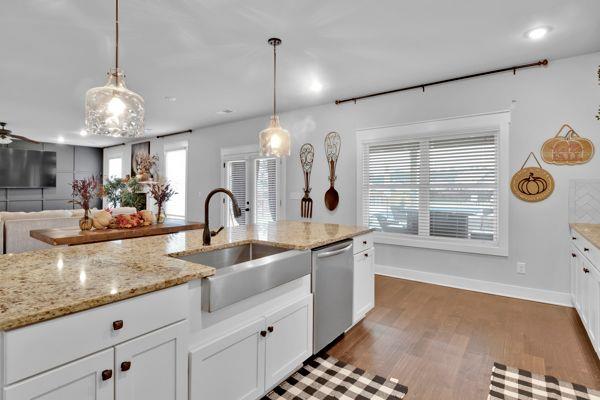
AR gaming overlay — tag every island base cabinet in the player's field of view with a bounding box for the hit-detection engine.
[190,318,266,400]
[189,295,313,400]
[115,321,188,400]
[4,349,114,400]
[265,296,313,389]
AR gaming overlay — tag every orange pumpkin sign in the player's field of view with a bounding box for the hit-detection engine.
[541,124,594,165]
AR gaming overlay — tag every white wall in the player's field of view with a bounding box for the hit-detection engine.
[104,51,600,298]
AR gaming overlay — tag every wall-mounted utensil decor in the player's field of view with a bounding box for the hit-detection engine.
[541,124,594,165]
[511,152,554,202]
[324,132,341,211]
[596,66,599,121]
[299,143,314,218]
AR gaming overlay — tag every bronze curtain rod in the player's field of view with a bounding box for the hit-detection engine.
[335,59,549,105]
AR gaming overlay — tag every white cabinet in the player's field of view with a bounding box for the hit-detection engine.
[4,349,114,400]
[353,249,375,324]
[189,295,313,400]
[265,296,313,389]
[190,318,266,400]
[353,233,375,325]
[570,235,600,358]
[116,321,188,400]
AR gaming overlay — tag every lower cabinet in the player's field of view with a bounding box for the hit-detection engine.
[571,245,600,356]
[4,321,187,400]
[4,349,114,400]
[353,248,375,324]
[189,295,313,400]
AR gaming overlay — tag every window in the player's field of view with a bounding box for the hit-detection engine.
[357,112,509,256]
[164,146,187,219]
[108,157,122,179]
[222,145,284,227]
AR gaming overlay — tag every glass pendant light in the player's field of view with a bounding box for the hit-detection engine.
[259,38,290,157]
[85,0,144,137]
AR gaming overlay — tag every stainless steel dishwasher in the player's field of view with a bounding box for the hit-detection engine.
[312,239,354,354]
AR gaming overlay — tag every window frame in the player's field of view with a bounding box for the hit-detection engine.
[163,141,188,220]
[356,111,510,256]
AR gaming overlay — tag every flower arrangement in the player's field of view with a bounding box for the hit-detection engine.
[102,177,126,208]
[69,176,100,230]
[149,180,177,223]
[134,153,159,180]
[101,176,145,210]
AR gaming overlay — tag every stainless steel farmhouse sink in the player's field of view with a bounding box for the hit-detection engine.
[174,243,311,312]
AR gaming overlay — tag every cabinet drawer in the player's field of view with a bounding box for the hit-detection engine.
[353,233,374,255]
[571,229,600,267]
[4,285,187,385]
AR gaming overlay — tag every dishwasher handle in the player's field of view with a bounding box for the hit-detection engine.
[316,243,353,259]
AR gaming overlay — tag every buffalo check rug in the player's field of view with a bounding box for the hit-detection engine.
[489,362,600,400]
[264,355,408,400]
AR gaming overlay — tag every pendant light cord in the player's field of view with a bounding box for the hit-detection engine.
[273,42,277,117]
[115,0,120,84]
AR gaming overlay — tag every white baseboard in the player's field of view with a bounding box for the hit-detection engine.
[375,264,573,307]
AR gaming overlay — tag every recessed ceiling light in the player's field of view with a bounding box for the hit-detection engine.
[164,96,177,102]
[57,136,65,143]
[526,26,551,40]
[217,109,234,114]
[79,129,87,136]
[309,80,323,93]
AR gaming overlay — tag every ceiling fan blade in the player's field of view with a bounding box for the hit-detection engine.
[9,134,40,144]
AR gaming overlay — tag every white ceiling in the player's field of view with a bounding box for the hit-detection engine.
[2,0,600,147]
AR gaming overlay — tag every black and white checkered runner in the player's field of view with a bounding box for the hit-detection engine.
[264,354,407,400]
[489,362,600,399]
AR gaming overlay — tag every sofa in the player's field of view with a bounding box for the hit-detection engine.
[0,207,137,254]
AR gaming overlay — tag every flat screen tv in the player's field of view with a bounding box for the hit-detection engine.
[0,148,57,188]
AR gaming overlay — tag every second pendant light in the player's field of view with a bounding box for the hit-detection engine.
[259,38,291,157]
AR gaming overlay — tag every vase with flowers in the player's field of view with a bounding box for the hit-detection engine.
[135,153,159,181]
[149,180,177,223]
[70,176,100,230]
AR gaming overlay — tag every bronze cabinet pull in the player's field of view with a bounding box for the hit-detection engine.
[112,320,124,330]
[584,248,590,252]
[572,253,577,258]
[362,240,367,245]
[583,268,590,274]
[121,361,131,371]
[260,330,267,337]
[364,253,369,257]
[267,326,274,333]
[572,237,577,240]
[101,369,113,381]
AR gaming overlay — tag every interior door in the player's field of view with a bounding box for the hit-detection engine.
[4,348,114,400]
[265,295,313,389]
[115,321,187,400]
[189,318,266,400]
[224,154,281,226]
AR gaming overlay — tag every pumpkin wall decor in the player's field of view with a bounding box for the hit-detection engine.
[511,152,554,202]
[540,124,594,165]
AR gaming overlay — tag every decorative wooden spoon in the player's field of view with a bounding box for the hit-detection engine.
[324,132,341,211]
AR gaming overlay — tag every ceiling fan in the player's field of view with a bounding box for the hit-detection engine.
[0,122,39,145]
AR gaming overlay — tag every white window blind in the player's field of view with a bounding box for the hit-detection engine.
[226,160,247,226]
[362,132,499,244]
[254,158,278,224]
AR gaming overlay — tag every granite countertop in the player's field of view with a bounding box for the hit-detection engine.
[571,223,600,249]
[0,221,371,331]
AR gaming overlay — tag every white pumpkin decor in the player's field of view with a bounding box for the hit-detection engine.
[92,210,112,229]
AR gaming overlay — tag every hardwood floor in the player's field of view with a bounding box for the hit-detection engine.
[329,275,600,400]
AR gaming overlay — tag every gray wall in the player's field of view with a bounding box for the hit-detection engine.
[0,142,102,212]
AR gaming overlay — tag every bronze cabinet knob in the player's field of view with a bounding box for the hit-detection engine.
[362,240,367,245]
[584,248,590,252]
[267,326,274,333]
[101,369,113,381]
[260,330,267,337]
[121,361,131,371]
[112,320,124,331]
[572,253,577,258]
[584,268,590,274]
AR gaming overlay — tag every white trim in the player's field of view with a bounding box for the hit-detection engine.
[220,144,259,158]
[375,264,572,307]
[356,111,510,257]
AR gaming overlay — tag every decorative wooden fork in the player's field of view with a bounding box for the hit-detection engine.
[300,143,314,218]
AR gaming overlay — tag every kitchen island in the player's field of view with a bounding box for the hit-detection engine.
[0,221,373,400]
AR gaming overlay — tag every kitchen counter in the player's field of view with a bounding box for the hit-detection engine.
[0,221,371,331]
[571,223,600,249]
